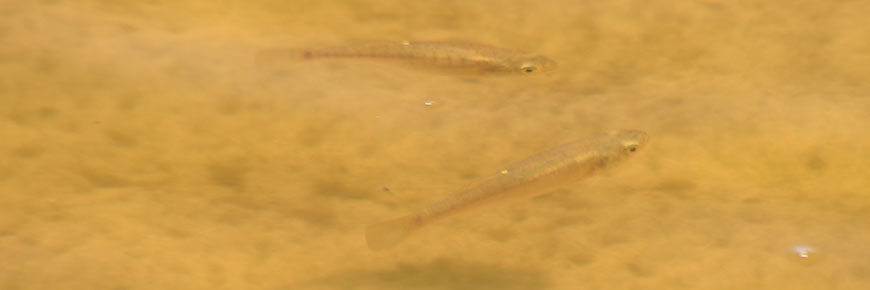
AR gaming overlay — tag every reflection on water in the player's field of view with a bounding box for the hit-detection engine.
[1,1,869,289]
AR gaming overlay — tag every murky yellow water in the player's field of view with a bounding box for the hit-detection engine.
[1,1,869,289]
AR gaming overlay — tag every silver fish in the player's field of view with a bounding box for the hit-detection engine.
[365,130,650,250]
[257,41,557,75]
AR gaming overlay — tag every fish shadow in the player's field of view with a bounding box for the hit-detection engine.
[297,258,551,290]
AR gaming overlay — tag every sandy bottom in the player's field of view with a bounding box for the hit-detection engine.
[1,1,869,289]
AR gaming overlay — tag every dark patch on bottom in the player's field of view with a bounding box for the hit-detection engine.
[311,178,370,200]
[285,204,337,227]
[79,168,132,187]
[207,160,249,192]
[625,261,654,277]
[567,253,594,267]
[299,258,551,290]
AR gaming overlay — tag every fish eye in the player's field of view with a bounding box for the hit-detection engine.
[624,143,639,153]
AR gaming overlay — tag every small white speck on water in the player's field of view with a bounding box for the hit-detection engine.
[792,245,815,258]
[500,169,509,175]
[424,100,436,106]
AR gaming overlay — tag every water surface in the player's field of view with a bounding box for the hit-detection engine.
[1,1,868,289]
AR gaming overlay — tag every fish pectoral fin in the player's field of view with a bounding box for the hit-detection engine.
[365,214,419,251]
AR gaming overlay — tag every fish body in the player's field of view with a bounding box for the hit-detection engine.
[365,130,650,250]
[258,41,557,75]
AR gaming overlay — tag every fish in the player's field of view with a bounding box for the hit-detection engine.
[365,130,650,250]
[256,41,557,75]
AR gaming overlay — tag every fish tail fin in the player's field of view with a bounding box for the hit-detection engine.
[254,48,314,69]
[365,214,420,251]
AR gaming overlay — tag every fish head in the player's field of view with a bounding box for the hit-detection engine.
[514,54,558,75]
[598,130,650,166]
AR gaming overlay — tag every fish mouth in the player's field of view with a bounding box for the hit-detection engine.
[635,130,651,144]
[533,56,558,73]
[516,55,558,74]
[541,57,558,71]
[612,130,651,147]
